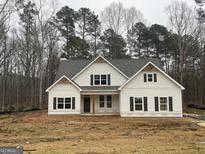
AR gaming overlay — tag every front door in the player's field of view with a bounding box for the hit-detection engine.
[84,96,90,113]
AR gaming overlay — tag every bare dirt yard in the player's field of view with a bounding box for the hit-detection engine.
[0,111,205,154]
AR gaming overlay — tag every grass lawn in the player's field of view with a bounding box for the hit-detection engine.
[0,110,205,154]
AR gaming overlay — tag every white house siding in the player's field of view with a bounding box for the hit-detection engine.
[74,62,127,86]
[48,83,81,115]
[120,71,183,117]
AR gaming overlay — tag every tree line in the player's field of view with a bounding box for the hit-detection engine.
[0,0,204,112]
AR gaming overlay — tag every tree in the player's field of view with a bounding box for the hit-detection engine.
[127,22,149,58]
[100,2,125,35]
[87,14,101,57]
[100,29,127,58]
[195,0,205,22]
[77,8,101,57]
[54,6,78,58]
[54,6,91,59]
[124,7,145,33]
[149,24,170,58]
[166,1,198,85]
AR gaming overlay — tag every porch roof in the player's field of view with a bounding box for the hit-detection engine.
[80,86,120,91]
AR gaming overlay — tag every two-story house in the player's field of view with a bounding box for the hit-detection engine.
[46,55,185,117]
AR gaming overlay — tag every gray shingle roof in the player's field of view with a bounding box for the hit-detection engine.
[55,58,162,81]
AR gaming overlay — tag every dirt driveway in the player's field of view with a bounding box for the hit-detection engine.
[0,111,205,154]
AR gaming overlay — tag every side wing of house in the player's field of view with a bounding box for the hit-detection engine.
[47,76,81,115]
[120,63,183,117]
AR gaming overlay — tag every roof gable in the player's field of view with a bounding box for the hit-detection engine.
[72,55,129,80]
[46,75,81,92]
[119,61,185,90]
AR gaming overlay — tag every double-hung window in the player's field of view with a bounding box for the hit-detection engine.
[101,75,107,85]
[107,96,112,108]
[99,95,105,108]
[57,98,64,109]
[94,75,100,85]
[135,97,143,111]
[65,98,71,109]
[160,97,168,111]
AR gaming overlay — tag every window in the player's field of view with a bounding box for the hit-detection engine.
[160,97,168,111]
[55,97,75,110]
[58,98,64,109]
[91,74,111,86]
[144,73,157,82]
[107,95,112,108]
[65,98,71,109]
[155,97,173,111]
[135,97,143,111]
[147,74,153,82]
[101,75,107,85]
[99,95,112,108]
[99,95,104,108]
[94,75,100,85]
[130,97,148,111]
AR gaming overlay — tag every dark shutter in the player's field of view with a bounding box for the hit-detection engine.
[53,97,56,110]
[154,73,157,82]
[108,74,111,85]
[144,74,147,82]
[90,74,93,85]
[155,97,159,111]
[169,97,173,111]
[144,97,148,111]
[72,97,75,109]
[130,97,134,111]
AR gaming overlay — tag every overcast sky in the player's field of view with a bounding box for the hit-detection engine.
[58,0,197,27]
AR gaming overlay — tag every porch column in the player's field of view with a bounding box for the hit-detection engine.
[92,95,95,114]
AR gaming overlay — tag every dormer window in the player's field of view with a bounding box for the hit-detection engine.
[90,74,111,86]
[144,73,157,82]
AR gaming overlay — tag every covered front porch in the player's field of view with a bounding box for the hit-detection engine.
[80,92,120,115]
